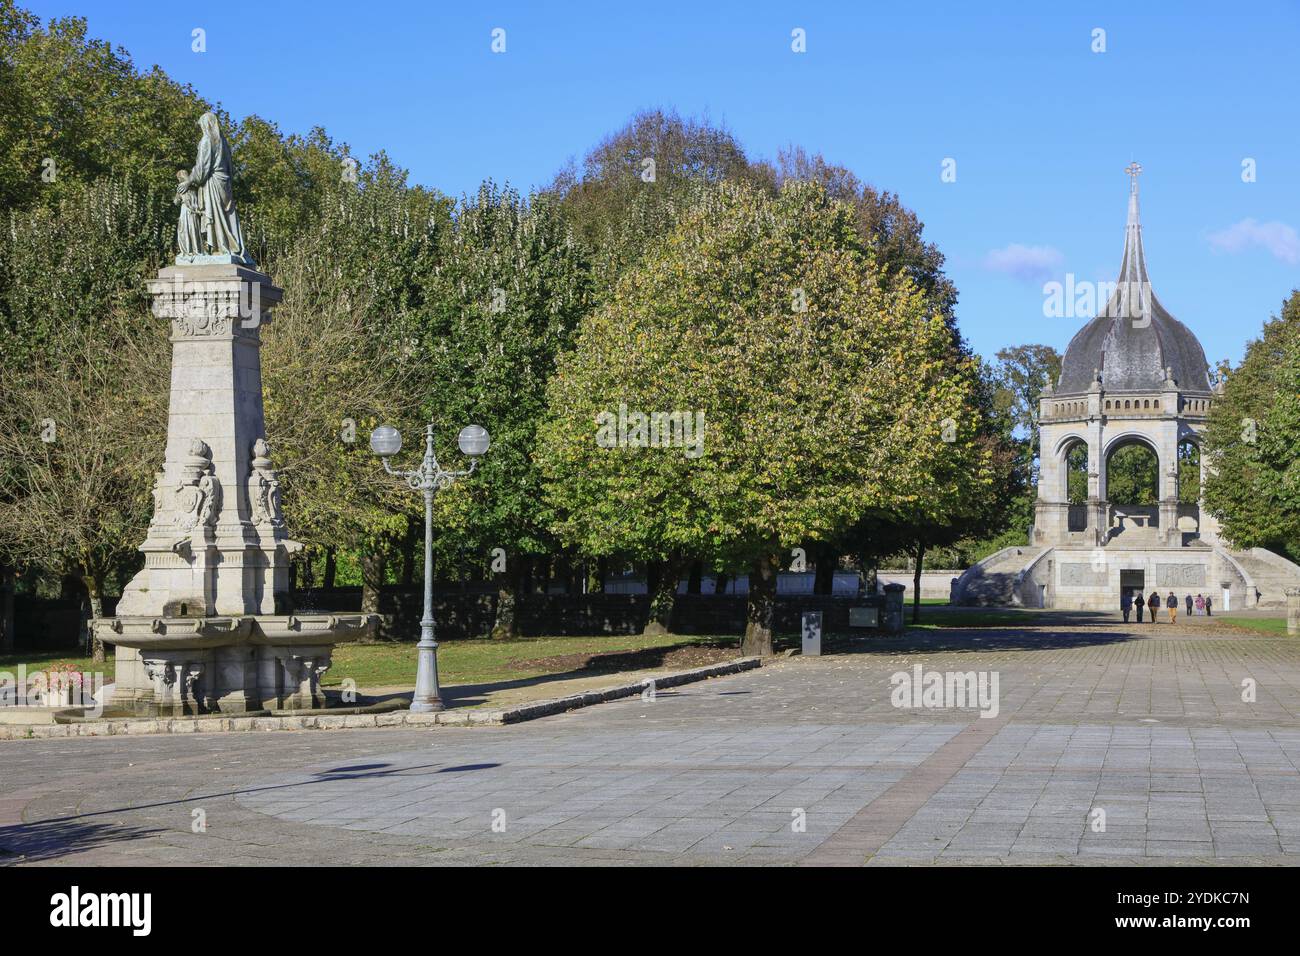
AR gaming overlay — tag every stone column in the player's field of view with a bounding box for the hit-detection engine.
[1288,587,1300,637]
[1086,435,1106,545]
[116,262,288,619]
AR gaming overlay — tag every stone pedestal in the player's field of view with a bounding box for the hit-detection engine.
[882,583,906,633]
[94,261,374,714]
[1288,587,1300,637]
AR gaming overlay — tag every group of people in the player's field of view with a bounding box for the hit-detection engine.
[1120,590,1212,623]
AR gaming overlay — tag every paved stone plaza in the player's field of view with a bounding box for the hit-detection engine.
[2,616,1299,866]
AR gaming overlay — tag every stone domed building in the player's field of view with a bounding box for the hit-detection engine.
[953,167,1300,611]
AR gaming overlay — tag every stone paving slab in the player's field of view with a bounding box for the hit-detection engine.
[2,621,1299,866]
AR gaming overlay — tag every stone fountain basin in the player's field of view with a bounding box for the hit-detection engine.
[101,613,376,652]
[254,613,376,645]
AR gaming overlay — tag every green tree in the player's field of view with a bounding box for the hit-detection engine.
[0,179,172,659]
[539,180,978,653]
[0,2,209,211]
[420,182,592,638]
[1203,290,1300,559]
[263,161,448,617]
[992,344,1061,452]
[761,146,959,319]
[1106,444,1159,505]
[550,109,759,296]
[845,351,1021,621]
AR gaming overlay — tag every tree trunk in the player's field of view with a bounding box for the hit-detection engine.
[491,554,522,641]
[0,563,14,653]
[687,561,703,595]
[643,555,681,636]
[401,533,417,586]
[742,551,780,656]
[323,547,337,590]
[590,557,607,594]
[360,547,386,616]
[814,546,836,595]
[715,572,729,595]
[911,542,926,625]
[81,569,106,663]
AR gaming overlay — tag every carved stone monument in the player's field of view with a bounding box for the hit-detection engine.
[92,116,374,715]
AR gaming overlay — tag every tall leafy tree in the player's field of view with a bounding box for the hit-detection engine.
[0,2,209,211]
[539,180,977,653]
[762,146,959,319]
[1203,290,1300,559]
[845,352,1021,621]
[421,182,592,638]
[550,109,759,296]
[993,344,1061,452]
[265,160,448,615]
[260,166,442,605]
[0,179,172,659]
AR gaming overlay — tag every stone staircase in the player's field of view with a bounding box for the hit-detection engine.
[951,546,1044,606]
[1228,548,1300,607]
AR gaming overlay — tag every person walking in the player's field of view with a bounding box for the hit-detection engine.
[1185,593,1194,617]
[1195,593,1205,615]
[1121,590,1133,623]
[1205,594,1213,616]
[1134,591,1145,623]
[1147,590,1161,623]
[1167,591,1178,624]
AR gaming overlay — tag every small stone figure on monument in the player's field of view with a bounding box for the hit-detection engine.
[175,170,203,256]
[175,112,249,264]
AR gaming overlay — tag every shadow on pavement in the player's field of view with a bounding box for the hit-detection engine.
[0,817,163,865]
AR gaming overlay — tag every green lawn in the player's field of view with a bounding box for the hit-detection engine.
[0,650,115,680]
[1220,616,1290,636]
[0,635,739,690]
[325,632,739,688]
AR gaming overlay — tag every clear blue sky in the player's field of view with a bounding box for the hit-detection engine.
[30,0,1300,368]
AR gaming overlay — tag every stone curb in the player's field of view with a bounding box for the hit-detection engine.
[0,658,761,741]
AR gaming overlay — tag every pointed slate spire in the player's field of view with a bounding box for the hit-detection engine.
[1055,165,1213,395]
[1114,161,1153,324]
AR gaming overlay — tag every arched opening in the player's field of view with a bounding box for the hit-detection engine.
[1061,439,1089,531]
[1175,438,1202,535]
[1177,439,1200,503]
[1106,440,1159,505]
[1105,437,1159,538]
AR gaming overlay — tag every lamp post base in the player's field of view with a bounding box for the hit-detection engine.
[410,636,443,713]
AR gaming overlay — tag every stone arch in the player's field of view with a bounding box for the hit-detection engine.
[1102,433,1161,505]
[1051,433,1090,516]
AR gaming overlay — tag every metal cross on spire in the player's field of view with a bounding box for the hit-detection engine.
[1125,161,1143,193]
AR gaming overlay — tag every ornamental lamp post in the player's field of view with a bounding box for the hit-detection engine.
[370,420,490,712]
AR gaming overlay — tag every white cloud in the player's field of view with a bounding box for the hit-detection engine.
[981,243,1064,282]
[1206,218,1300,265]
